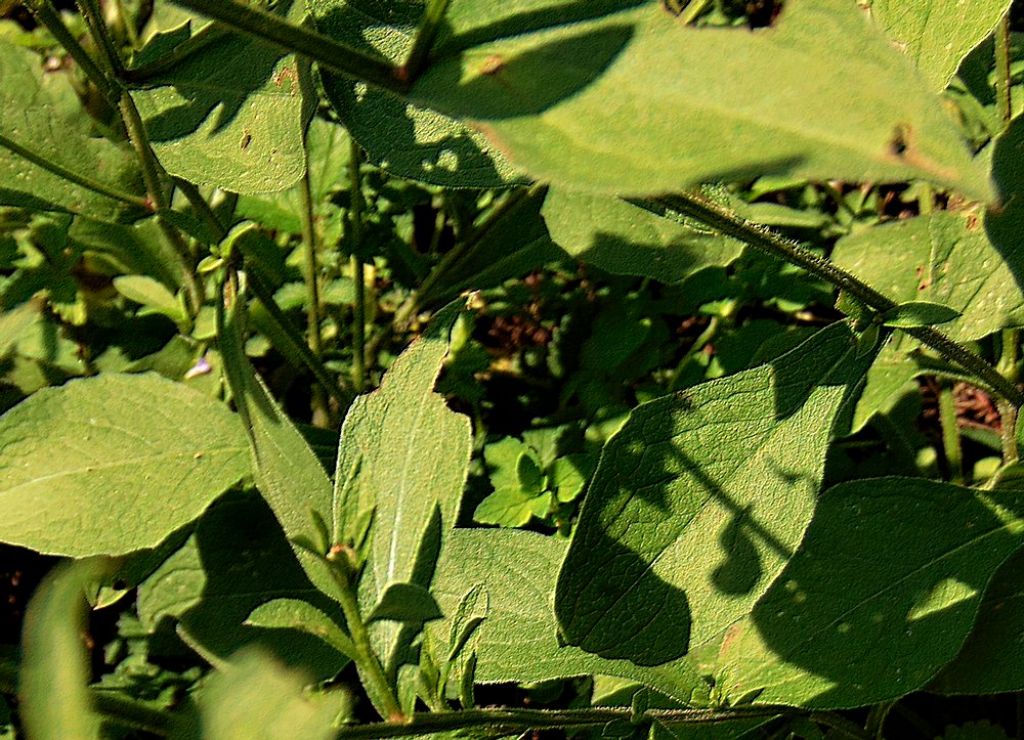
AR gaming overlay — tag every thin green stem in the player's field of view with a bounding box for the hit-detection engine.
[174,178,228,242]
[300,169,324,359]
[110,0,139,48]
[25,0,120,104]
[76,0,124,75]
[248,270,352,408]
[332,706,781,739]
[402,0,451,81]
[0,133,148,210]
[0,659,173,737]
[939,386,963,483]
[655,191,1024,408]
[996,11,1013,126]
[326,561,404,722]
[349,139,367,393]
[167,0,407,93]
[669,316,720,391]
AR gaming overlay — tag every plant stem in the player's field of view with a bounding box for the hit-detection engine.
[0,659,173,737]
[174,178,228,242]
[332,706,781,739]
[25,0,120,104]
[326,561,404,722]
[938,386,963,483]
[76,0,124,75]
[349,139,367,393]
[996,11,1013,126]
[300,163,329,424]
[0,133,148,210]
[401,0,450,80]
[167,0,407,94]
[655,191,1024,408]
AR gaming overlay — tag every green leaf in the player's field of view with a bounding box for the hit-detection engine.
[0,373,248,556]
[366,582,444,625]
[246,598,355,659]
[20,558,112,740]
[871,0,1010,91]
[473,487,552,527]
[555,321,873,666]
[880,300,962,328]
[413,0,992,201]
[137,491,348,680]
[427,529,713,707]
[309,0,525,187]
[542,190,742,282]
[0,41,144,222]
[832,212,1024,342]
[930,545,1024,694]
[114,275,187,326]
[551,454,594,503]
[196,649,344,740]
[218,292,342,603]
[129,1,310,194]
[714,479,1024,708]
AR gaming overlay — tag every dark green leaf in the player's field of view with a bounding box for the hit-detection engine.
[880,300,962,328]
[367,582,444,625]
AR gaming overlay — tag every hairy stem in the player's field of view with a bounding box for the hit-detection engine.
[168,0,406,93]
[402,0,451,80]
[938,386,963,483]
[76,0,124,76]
[655,191,1024,408]
[349,139,367,393]
[996,11,1013,126]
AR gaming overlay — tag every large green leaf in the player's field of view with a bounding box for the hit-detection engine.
[19,559,112,740]
[309,0,524,187]
[714,478,1024,708]
[984,112,1024,298]
[832,212,1024,342]
[427,529,713,707]
[930,545,1024,694]
[555,322,873,666]
[412,0,992,201]
[871,0,1010,92]
[195,649,343,739]
[0,373,248,556]
[0,42,144,222]
[542,189,742,282]
[129,0,310,194]
[137,491,348,681]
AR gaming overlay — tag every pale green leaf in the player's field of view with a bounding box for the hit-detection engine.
[0,41,144,222]
[871,0,1010,91]
[114,275,186,325]
[129,1,310,194]
[0,373,248,556]
[197,649,344,740]
[137,491,348,680]
[832,212,1024,342]
[20,559,112,740]
[930,546,1024,694]
[849,333,920,433]
[309,0,525,187]
[542,190,742,282]
[246,598,355,659]
[428,529,713,707]
[555,322,873,666]
[413,0,992,201]
[473,487,552,527]
[714,478,1024,708]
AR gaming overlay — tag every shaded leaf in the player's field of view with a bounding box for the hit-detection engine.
[543,189,742,282]
[715,479,1024,708]
[367,582,444,625]
[880,300,961,328]
[246,598,355,659]
[555,322,874,666]
[0,41,144,222]
[413,0,991,200]
[0,373,248,556]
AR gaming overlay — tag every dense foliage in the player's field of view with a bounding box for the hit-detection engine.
[2,0,1024,738]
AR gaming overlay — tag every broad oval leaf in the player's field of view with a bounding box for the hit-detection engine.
[715,478,1024,708]
[0,373,249,557]
[413,0,992,201]
[833,212,1024,342]
[555,322,874,666]
[0,41,145,222]
[542,189,743,282]
[129,0,310,194]
[872,0,1010,92]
